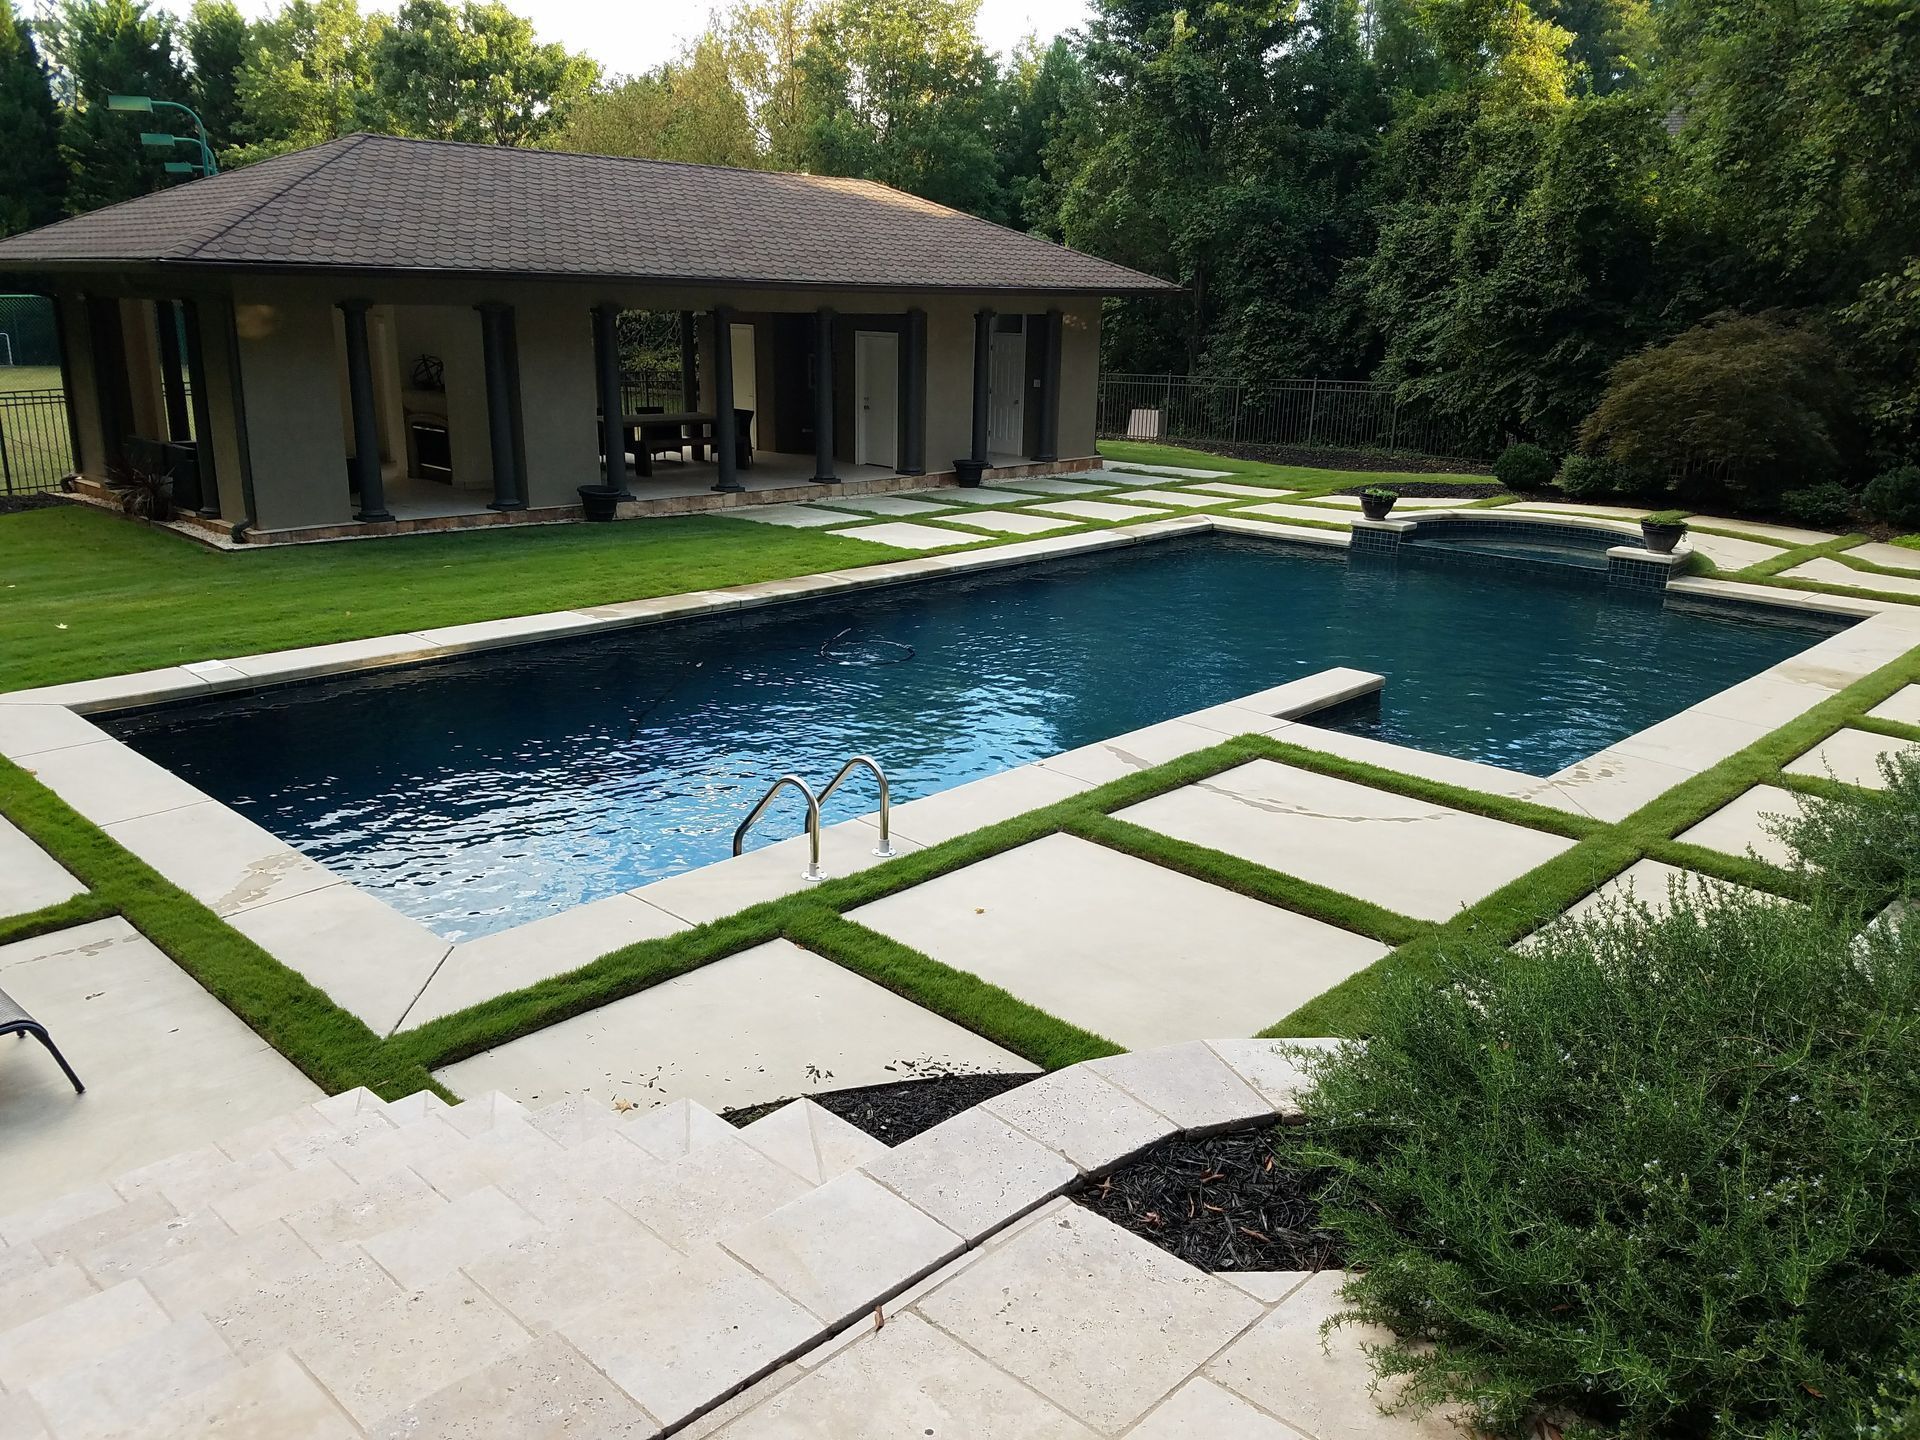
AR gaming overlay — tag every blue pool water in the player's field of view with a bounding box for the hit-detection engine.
[109,536,1840,940]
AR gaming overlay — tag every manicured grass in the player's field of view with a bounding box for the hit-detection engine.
[0,507,915,691]
[0,365,61,393]
[1096,440,1487,493]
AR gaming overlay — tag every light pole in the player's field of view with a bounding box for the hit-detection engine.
[106,94,217,177]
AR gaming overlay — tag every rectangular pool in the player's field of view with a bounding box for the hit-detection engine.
[107,536,1842,940]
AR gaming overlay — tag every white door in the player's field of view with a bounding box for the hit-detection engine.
[730,322,758,446]
[854,331,898,469]
[988,319,1025,457]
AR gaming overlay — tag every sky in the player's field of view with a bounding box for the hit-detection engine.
[227,0,1095,76]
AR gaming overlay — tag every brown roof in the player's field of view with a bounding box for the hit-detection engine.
[0,133,1174,295]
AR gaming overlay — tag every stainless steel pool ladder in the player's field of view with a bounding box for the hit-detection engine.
[732,755,895,882]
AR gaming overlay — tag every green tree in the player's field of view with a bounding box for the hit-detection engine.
[725,0,819,166]
[997,36,1087,231]
[184,0,250,152]
[794,0,1002,216]
[230,0,381,163]
[45,0,190,213]
[551,37,764,168]
[370,0,597,147]
[0,0,66,234]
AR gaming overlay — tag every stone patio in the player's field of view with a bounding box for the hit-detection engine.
[0,816,81,916]
[1785,727,1920,788]
[433,937,1034,1113]
[1116,759,1575,922]
[1674,784,1804,867]
[0,918,323,1214]
[847,833,1389,1049]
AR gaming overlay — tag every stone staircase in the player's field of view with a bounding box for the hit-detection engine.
[0,1040,1327,1439]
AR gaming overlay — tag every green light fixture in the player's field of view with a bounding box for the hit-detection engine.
[105,93,217,176]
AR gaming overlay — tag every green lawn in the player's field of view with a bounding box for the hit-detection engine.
[0,365,61,393]
[1098,439,1489,491]
[0,506,913,692]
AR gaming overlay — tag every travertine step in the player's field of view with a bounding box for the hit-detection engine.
[0,1040,1327,1439]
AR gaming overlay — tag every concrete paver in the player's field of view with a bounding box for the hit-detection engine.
[1118,759,1574,923]
[434,938,1033,1114]
[848,834,1388,1049]
[1785,727,1920,788]
[0,919,322,1217]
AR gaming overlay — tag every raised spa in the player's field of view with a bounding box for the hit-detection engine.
[108,535,1841,939]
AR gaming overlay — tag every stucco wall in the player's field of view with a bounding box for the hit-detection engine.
[515,301,598,508]
[1057,300,1102,461]
[232,289,351,530]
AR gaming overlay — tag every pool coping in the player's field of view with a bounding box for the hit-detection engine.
[5,511,1919,1043]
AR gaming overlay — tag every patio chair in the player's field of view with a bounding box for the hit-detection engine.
[0,985,84,1093]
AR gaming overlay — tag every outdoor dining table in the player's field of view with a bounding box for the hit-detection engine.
[621,410,715,474]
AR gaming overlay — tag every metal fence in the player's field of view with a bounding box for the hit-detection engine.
[1096,374,1484,462]
[619,369,686,414]
[0,388,74,495]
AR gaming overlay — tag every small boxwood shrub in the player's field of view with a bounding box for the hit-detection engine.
[1863,463,1920,530]
[1554,453,1624,499]
[1769,749,1920,924]
[1296,878,1920,1439]
[1493,442,1554,492]
[1778,481,1856,531]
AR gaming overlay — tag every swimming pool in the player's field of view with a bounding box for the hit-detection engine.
[108,535,1841,940]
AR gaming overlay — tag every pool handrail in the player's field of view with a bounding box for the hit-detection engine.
[818,754,895,858]
[733,773,824,881]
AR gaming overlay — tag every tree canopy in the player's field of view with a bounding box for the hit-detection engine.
[11,0,1918,486]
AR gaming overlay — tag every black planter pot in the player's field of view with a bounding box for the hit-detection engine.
[952,458,987,488]
[1360,495,1397,521]
[1641,520,1686,554]
[578,485,622,522]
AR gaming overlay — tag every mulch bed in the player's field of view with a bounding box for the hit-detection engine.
[1073,1123,1346,1272]
[723,1067,1034,1143]
[0,493,69,516]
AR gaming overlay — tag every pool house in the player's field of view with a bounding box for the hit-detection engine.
[0,133,1173,542]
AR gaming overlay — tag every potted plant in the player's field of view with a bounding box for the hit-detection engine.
[577,484,623,522]
[105,460,174,521]
[1641,509,1689,553]
[1360,486,1398,521]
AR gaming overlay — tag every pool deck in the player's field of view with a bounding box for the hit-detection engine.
[5,494,1920,1208]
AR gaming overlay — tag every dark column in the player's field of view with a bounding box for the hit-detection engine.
[155,301,191,442]
[901,308,926,475]
[811,307,835,483]
[85,298,132,472]
[339,299,390,522]
[51,295,85,480]
[477,303,525,511]
[592,301,632,497]
[968,307,994,462]
[180,299,221,517]
[1035,308,1064,463]
[679,311,698,410]
[711,306,741,493]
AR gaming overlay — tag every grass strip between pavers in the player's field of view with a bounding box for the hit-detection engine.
[1265,640,1920,1038]
[0,890,117,947]
[0,755,441,1102]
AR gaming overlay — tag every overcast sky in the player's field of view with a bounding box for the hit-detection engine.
[225,0,1094,76]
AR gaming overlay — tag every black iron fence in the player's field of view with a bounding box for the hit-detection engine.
[619,369,686,414]
[0,388,74,495]
[1097,373,1485,462]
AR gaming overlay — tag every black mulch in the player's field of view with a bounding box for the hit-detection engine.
[1073,1123,1346,1272]
[722,1067,1035,1144]
[1332,480,1508,500]
[0,493,69,516]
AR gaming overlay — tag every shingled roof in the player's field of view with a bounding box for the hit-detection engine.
[0,133,1174,294]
